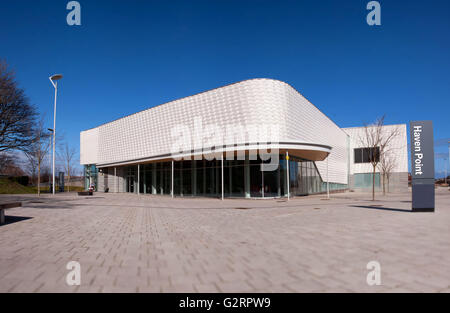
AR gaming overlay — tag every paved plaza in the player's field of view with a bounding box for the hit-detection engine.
[0,190,449,293]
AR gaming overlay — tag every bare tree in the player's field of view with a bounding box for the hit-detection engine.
[59,143,77,192]
[24,151,38,183]
[0,152,14,172]
[0,60,37,152]
[24,117,50,196]
[380,153,396,195]
[0,152,25,176]
[359,116,400,200]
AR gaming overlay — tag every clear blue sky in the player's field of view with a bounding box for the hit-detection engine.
[1,0,449,176]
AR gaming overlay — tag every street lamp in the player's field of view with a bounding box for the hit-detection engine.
[49,74,63,195]
[447,141,450,185]
[445,158,448,185]
[47,128,53,193]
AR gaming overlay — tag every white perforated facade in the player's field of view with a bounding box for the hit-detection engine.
[343,125,409,191]
[80,79,408,197]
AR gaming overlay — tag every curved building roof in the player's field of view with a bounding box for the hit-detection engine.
[81,79,349,184]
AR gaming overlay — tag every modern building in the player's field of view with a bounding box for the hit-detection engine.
[80,79,408,198]
[344,125,409,192]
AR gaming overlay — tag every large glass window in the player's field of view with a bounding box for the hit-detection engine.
[354,147,380,164]
[354,173,381,188]
[249,160,262,198]
[84,165,98,191]
[224,160,245,197]
[121,154,347,198]
[125,166,136,193]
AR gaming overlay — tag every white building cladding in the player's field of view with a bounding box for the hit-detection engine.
[343,125,409,192]
[80,78,406,197]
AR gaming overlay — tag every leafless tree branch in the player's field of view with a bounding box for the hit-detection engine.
[0,60,38,152]
[358,116,401,200]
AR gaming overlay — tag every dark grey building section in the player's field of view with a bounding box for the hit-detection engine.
[410,121,435,212]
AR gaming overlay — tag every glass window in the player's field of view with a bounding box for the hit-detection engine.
[114,154,351,198]
[354,149,363,163]
[354,147,380,164]
[84,165,98,191]
[354,173,381,188]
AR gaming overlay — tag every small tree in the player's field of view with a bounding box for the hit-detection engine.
[0,152,13,172]
[59,143,77,192]
[0,152,24,176]
[359,116,400,201]
[24,151,38,183]
[24,117,50,196]
[380,153,396,195]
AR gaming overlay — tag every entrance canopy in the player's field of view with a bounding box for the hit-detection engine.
[96,141,332,168]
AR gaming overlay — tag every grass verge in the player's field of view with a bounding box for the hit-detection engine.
[0,178,84,194]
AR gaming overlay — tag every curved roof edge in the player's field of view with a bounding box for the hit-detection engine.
[95,141,332,168]
[81,78,345,135]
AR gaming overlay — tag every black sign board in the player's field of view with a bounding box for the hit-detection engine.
[59,172,65,193]
[410,121,435,212]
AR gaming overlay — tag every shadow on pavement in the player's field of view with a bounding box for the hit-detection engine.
[1,216,33,226]
[351,205,412,213]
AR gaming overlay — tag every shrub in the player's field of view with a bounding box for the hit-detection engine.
[7,176,29,186]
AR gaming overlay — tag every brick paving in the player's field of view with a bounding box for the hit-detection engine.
[0,190,449,293]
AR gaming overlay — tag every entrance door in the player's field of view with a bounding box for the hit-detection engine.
[263,170,279,198]
[127,176,135,193]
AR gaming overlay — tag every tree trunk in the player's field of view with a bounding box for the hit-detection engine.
[38,162,41,197]
[67,160,70,193]
[382,172,386,195]
[372,165,376,201]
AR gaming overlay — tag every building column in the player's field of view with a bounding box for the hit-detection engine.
[171,161,174,198]
[137,164,140,194]
[180,161,183,196]
[152,163,157,195]
[286,151,290,200]
[327,154,330,199]
[192,160,197,196]
[202,161,206,194]
[229,165,232,197]
[277,164,281,197]
[143,165,147,194]
[221,155,224,201]
[244,154,250,198]
[114,167,117,193]
[161,164,164,195]
[261,162,265,198]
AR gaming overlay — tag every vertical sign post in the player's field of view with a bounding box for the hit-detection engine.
[410,121,435,212]
[59,172,65,193]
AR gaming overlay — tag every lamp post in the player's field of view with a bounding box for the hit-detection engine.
[49,74,63,195]
[286,151,290,201]
[445,157,448,185]
[47,128,53,192]
[447,141,450,185]
[327,153,330,199]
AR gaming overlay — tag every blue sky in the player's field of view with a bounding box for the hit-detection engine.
[1,0,449,176]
